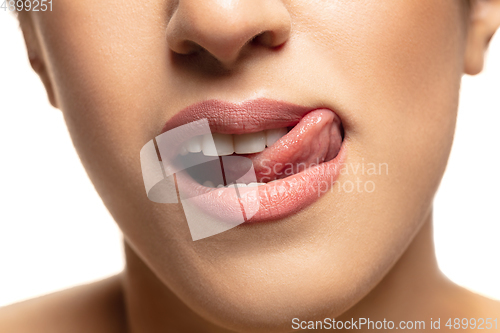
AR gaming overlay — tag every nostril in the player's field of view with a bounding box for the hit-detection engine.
[177,40,203,55]
[251,31,285,48]
[166,1,291,67]
[251,31,269,46]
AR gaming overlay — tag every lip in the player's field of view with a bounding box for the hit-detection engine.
[161,98,312,135]
[159,98,346,224]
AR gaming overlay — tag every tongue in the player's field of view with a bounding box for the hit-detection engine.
[248,109,342,182]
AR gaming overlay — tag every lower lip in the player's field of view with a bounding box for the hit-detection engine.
[175,144,346,223]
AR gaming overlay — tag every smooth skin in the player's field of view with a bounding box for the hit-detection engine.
[1,0,500,332]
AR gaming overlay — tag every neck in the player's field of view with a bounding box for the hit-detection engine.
[121,241,234,333]
[339,214,451,325]
[121,213,449,333]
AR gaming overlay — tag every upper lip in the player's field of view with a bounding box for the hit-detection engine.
[161,98,314,135]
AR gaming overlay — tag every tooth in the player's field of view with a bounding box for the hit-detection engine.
[179,145,189,156]
[226,183,247,188]
[202,133,234,156]
[247,182,266,187]
[185,136,202,153]
[234,131,266,154]
[266,128,288,147]
[214,133,234,156]
[203,180,215,188]
[217,184,225,188]
[201,134,218,156]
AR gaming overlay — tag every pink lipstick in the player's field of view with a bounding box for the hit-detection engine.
[156,98,345,224]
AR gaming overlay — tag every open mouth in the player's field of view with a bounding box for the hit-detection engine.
[175,108,343,188]
[153,98,346,233]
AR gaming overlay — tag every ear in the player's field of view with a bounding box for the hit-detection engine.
[464,0,500,75]
[18,13,58,108]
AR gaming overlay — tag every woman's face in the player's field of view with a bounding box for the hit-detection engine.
[28,0,467,331]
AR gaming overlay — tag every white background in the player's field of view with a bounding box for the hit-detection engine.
[1,12,499,307]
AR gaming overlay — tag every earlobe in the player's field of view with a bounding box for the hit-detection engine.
[18,13,58,108]
[464,0,500,75]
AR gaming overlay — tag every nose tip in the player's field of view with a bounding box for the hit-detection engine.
[166,0,291,66]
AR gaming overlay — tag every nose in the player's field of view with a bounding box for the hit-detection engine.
[166,0,291,67]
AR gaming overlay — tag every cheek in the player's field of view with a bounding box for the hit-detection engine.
[31,1,199,246]
[293,0,465,202]
[275,0,465,303]
[33,1,173,208]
